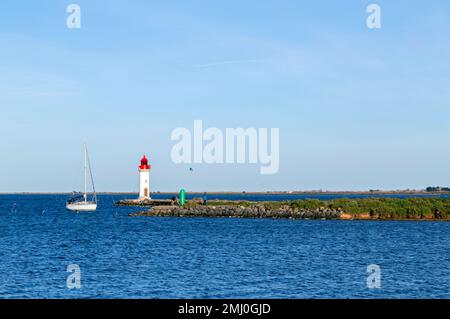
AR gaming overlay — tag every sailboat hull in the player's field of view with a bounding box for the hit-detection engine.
[66,201,97,212]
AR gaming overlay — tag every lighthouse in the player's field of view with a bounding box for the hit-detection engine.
[138,155,151,199]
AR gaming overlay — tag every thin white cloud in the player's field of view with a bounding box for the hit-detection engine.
[194,59,266,68]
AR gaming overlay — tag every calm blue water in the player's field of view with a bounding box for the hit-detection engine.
[0,194,449,299]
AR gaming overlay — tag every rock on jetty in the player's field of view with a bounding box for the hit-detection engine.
[116,198,174,207]
[130,204,342,220]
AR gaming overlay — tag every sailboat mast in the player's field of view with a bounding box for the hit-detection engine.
[84,143,87,202]
[85,144,97,204]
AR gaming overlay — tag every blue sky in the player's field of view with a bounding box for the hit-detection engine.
[1,0,450,192]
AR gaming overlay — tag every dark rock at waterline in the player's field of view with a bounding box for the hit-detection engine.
[130,204,342,220]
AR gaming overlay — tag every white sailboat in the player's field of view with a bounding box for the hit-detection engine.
[66,143,98,212]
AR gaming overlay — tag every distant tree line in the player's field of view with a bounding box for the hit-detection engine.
[426,186,450,192]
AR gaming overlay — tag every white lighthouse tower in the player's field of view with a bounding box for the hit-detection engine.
[138,155,151,199]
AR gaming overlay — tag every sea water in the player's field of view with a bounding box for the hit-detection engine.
[0,194,449,298]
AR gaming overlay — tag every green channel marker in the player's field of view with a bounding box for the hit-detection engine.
[180,189,186,206]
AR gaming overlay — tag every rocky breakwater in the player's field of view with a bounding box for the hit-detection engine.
[130,203,342,220]
[116,198,174,207]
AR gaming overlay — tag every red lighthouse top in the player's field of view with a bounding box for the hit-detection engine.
[139,155,151,170]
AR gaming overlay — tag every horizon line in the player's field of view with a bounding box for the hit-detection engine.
[0,189,448,195]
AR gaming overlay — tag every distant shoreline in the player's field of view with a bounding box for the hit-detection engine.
[2,191,450,195]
